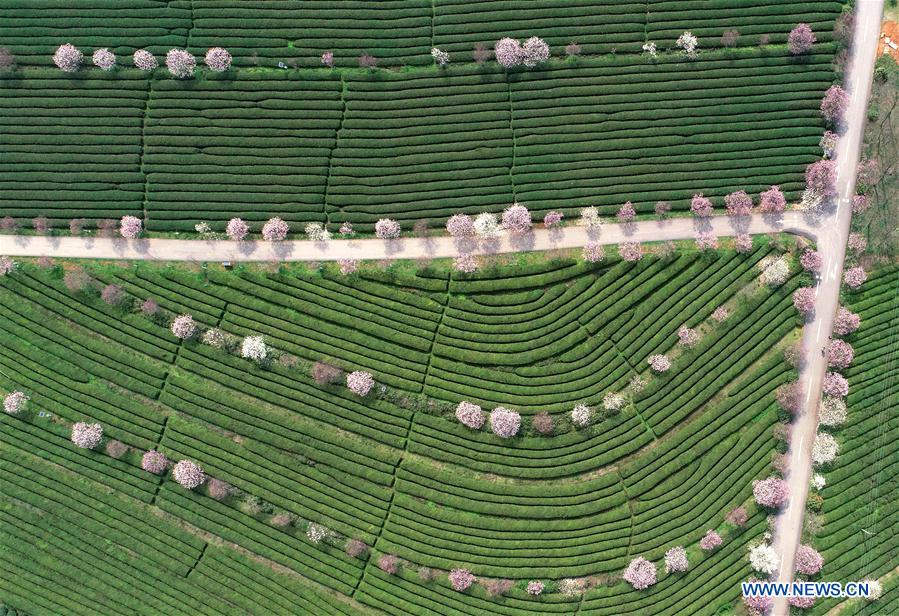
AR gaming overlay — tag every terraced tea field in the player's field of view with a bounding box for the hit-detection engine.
[0,0,847,231]
[0,246,807,614]
[808,266,898,615]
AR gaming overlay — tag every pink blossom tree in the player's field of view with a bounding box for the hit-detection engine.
[473,43,492,65]
[141,298,159,317]
[743,581,773,612]
[759,185,786,213]
[617,201,636,223]
[823,372,849,398]
[3,391,28,415]
[583,241,604,263]
[826,339,854,369]
[204,47,232,72]
[712,306,729,322]
[851,194,870,214]
[166,49,196,78]
[449,569,475,591]
[565,42,581,57]
[654,201,671,219]
[820,85,849,127]
[843,266,867,289]
[92,48,116,70]
[677,325,699,346]
[800,249,823,273]
[792,287,816,316]
[142,450,169,474]
[120,215,142,239]
[321,51,334,67]
[543,210,563,228]
[375,218,401,239]
[494,38,523,68]
[526,580,545,595]
[753,476,790,508]
[446,214,474,237]
[71,422,103,449]
[847,233,867,253]
[338,258,359,275]
[788,23,816,54]
[455,401,485,429]
[664,546,689,573]
[262,217,289,241]
[695,232,718,251]
[690,194,713,217]
[725,191,753,216]
[805,160,838,198]
[619,242,643,262]
[377,554,399,574]
[776,381,803,414]
[133,49,158,71]
[727,506,748,527]
[789,596,816,608]
[172,459,206,489]
[171,314,197,340]
[358,54,377,69]
[833,307,860,336]
[820,131,838,159]
[734,234,753,253]
[522,37,550,67]
[101,284,124,306]
[648,354,671,372]
[794,544,824,575]
[53,44,83,72]
[623,557,657,590]
[489,407,521,438]
[453,254,478,273]
[0,256,16,277]
[346,371,374,396]
[226,217,249,241]
[501,203,532,234]
[700,530,723,550]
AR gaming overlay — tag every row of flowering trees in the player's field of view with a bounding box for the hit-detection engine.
[52,43,231,77]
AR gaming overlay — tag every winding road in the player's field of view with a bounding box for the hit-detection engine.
[0,4,883,613]
[771,2,883,615]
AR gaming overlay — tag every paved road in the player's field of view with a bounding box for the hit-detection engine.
[1,211,815,262]
[771,2,884,615]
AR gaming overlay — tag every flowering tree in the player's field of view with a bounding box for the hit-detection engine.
[166,49,196,78]
[812,432,839,465]
[533,411,554,435]
[795,544,824,575]
[623,557,657,589]
[204,47,232,72]
[319,51,334,67]
[501,203,531,234]
[700,530,723,550]
[346,371,374,396]
[171,314,197,340]
[431,48,450,66]
[734,234,753,253]
[172,459,206,489]
[473,43,492,65]
[338,258,359,275]
[788,23,816,54]
[619,242,643,262]
[617,201,636,223]
[712,306,729,322]
[446,214,474,237]
[799,249,823,273]
[449,569,475,591]
[790,596,816,609]
[812,473,826,490]
[603,392,625,413]
[358,54,377,69]
[758,185,786,213]
[758,255,790,286]
[345,538,368,558]
[339,221,355,237]
[833,307,860,336]
[473,212,500,239]
[753,476,790,508]
[792,287,816,316]
[648,354,671,372]
[579,206,603,229]
[375,218,401,239]
[863,580,883,601]
[558,578,587,597]
[133,49,158,71]
[851,194,870,214]
[721,29,740,47]
[92,48,116,70]
[526,581,545,596]
[307,523,330,544]
[820,131,838,159]
[71,422,103,449]
[690,194,713,217]
[695,232,718,251]
[494,38,523,68]
[642,42,658,58]
[776,381,803,414]
[304,222,330,242]
[3,391,28,415]
[571,403,593,427]
[522,37,550,67]
[53,44,83,72]
[823,372,849,398]
[262,217,289,241]
[664,546,689,573]
[743,581,774,612]
[727,506,748,527]
[453,254,478,273]
[826,339,854,369]
[676,31,699,58]
[847,233,867,253]
[543,210,563,228]
[820,85,849,127]
[120,215,142,239]
[805,160,838,198]
[0,256,16,277]
[207,478,231,500]
[749,544,779,575]
[725,191,753,216]
[819,396,847,426]
[241,336,267,362]
[226,217,249,241]
[583,241,604,263]
[677,325,699,346]
[101,284,124,306]
[455,401,485,429]
[652,201,670,219]
[843,266,867,289]
[141,298,159,318]
[489,407,521,438]
[141,450,169,474]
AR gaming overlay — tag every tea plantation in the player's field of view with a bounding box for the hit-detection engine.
[0,2,847,231]
[0,246,806,614]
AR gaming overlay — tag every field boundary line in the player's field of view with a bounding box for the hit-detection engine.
[321,77,348,227]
